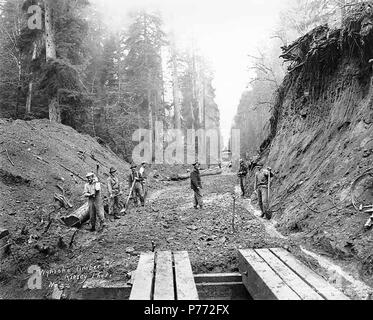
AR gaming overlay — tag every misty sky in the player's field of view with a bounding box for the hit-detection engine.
[91,0,290,144]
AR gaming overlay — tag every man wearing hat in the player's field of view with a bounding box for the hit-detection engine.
[128,164,145,207]
[84,172,106,232]
[139,162,148,202]
[190,162,203,209]
[238,159,248,197]
[107,167,122,220]
[254,164,274,219]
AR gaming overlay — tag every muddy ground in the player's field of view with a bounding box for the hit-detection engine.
[0,170,292,298]
[0,119,372,300]
[1,169,371,299]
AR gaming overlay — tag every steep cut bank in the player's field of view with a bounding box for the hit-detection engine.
[261,6,373,287]
[0,119,129,280]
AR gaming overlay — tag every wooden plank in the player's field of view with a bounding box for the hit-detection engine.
[238,249,300,300]
[255,249,324,300]
[270,248,349,300]
[174,251,199,300]
[154,251,174,300]
[194,273,242,284]
[129,252,155,300]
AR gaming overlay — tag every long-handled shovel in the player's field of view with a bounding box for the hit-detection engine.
[121,179,136,214]
[267,171,271,220]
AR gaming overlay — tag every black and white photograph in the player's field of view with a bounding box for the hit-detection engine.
[0,0,372,309]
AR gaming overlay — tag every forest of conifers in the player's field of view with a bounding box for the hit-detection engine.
[0,0,220,161]
[0,0,363,161]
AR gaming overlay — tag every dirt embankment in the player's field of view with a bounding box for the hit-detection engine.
[259,11,373,286]
[0,119,130,290]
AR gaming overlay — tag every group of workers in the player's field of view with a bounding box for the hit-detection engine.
[83,163,148,232]
[238,158,274,220]
[190,158,274,220]
[237,158,373,229]
[81,157,372,232]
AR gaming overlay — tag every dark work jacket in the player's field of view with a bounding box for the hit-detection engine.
[128,171,142,188]
[190,168,202,191]
[255,169,274,187]
[238,163,248,177]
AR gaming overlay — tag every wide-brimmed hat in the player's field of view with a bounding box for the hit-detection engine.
[86,172,94,178]
[130,164,137,169]
[110,167,117,174]
[255,163,264,168]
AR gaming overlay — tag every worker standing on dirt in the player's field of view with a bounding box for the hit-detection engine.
[139,162,148,202]
[238,159,248,197]
[128,164,145,207]
[254,165,274,219]
[107,167,122,220]
[365,214,373,230]
[84,172,106,232]
[191,162,203,209]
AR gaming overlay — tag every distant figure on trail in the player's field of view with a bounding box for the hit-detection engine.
[254,164,274,220]
[191,162,203,210]
[128,164,145,207]
[139,162,148,202]
[238,159,248,197]
[84,172,106,232]
[365,213,373,230]
[107,167,122,220]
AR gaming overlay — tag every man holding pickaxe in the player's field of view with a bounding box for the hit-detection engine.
[254,164,274,220]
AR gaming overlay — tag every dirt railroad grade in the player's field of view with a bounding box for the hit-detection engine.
[0,173,290,298]
[1,171,372,299]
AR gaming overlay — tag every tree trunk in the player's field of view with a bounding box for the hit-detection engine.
[171,43,182,129]
[44,0,56,60]
[44,0,60,123]
[340,0,346,24]
[25,82,33,114]
[61,203,89,228]
[49,97,61,123]
[26,43,37,114]
[147,88,153,134]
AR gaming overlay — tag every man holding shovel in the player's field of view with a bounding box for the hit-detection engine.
[128,164,145,208]
[139,162,148,203]
[254,165,274,220]
[107,167,122,220]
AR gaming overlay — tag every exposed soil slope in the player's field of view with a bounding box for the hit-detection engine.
[0,119,130,293]
[257,11,373,287]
